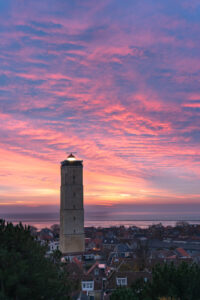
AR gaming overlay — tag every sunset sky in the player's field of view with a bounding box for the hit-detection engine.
[0,1,200,217]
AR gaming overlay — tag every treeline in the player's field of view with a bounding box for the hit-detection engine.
[0,219,70,300]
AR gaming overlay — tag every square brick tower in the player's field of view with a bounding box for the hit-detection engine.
[60,154,85,254]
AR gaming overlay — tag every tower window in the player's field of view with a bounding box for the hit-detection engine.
[74,229,76,233]
[73,216,76,221]
[73,192,76,197]
[73,205,76,209]
[73,175,75,184]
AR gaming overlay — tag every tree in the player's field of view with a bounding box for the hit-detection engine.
[147,262,200,300]
[132,262,200,300]
[0,219,70,300]
[111,262,200,300]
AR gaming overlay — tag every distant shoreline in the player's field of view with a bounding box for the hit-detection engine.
[1,214,200,230]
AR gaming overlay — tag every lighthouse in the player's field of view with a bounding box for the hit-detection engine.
[60,153,85,254]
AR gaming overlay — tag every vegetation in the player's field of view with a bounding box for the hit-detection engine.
[147,262,200,300]
[111,262,200,300]
[0,219,70,300]
[111,287,136,300]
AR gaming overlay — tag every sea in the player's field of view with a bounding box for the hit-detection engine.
[1,213,200,230]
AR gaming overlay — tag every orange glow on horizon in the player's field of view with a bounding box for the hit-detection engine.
[0,145,200,209]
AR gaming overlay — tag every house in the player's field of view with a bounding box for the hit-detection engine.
[151,249,175,260]
[48,240,59,253]
[64,260,84,298]
[175,247,191,259]
[66,259,83,279]
[81,274,102,300]
[93,238,103,250]
[112,243,132,258]
[82,279,94,295]
[86,239,102,251]
[86,261,106,278]
[106,270,151,291]
[103,238,118,250]
[38,228,54,241]
[64,253,83,262]
[83,253,95,261]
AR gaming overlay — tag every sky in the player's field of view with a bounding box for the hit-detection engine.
[0,0,200,218]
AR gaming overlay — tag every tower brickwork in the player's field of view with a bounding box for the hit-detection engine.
[60,154,85,254]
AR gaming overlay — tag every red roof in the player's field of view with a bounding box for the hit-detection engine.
[86,261,99,275]
[72,256,83,269]
[176,248,190,258]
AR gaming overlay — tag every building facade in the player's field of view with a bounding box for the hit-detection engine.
[60,154,85,254]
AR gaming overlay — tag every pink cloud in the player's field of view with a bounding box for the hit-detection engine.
[0,0,199,212]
